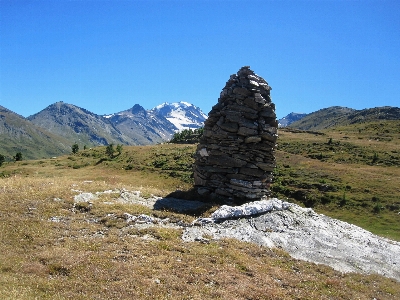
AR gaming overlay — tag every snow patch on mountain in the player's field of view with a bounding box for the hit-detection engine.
[278,112,308,127]
[150,101,207,131]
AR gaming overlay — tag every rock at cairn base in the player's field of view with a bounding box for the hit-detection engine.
[193,66,278,203]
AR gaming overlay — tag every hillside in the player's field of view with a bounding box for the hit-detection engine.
[288,106,356,130]
[289,106,400,130]
[0,105,71,160]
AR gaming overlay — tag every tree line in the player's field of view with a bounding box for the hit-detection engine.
[0,152,23,166]
[72,143,123,158]
[169,127,203,144]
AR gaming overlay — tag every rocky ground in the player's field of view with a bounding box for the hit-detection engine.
[73,189,400,282]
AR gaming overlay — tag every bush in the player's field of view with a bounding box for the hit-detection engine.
[106,144,114,158]
[373,204,383,214]
[116,144,123,155]
[14,152,22,161]
[339,192,347,207]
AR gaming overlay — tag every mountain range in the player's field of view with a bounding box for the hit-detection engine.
[0,101,206,160]
[1,102,399,160]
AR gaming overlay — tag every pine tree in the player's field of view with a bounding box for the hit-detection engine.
[106,144,114,158]
[14,152,22,161]
[72,143,79,154]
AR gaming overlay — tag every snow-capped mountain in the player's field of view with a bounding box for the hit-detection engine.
[150,101,207,131]
[105,104,179,144]
[103,102,207,143]
[278,112,308,127]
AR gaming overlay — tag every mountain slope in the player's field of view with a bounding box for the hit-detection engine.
[28,102,131,147]
[288,106,357,130]
[345,106,400,124]
[105,104,178,144]
[0,105,71,159]
[290,106,400,130]
[150,101,207,131]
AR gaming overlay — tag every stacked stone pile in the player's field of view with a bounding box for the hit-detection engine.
[193,66,278,202]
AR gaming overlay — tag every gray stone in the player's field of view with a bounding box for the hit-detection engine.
[208,155,247,168]
[233,87,252,96]
[240,167,265,177]
[219,122,239,133]
[245,136,262,143]
[237,126,258,136]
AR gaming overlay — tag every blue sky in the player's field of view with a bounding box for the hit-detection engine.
[1,0,399,119]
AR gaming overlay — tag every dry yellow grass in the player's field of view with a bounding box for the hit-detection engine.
[1,157,399,299]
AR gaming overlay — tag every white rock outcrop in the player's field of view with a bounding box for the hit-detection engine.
[184,201,400,281]
[211,198,291,219]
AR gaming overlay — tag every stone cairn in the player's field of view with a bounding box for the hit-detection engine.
[193,66,278,202]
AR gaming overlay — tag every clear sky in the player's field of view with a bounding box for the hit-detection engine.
[1,0,399,119]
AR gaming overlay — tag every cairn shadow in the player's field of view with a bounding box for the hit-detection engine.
[153,188,251,216]
[153,188,214,216]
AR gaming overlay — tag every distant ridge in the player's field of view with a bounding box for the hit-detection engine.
[278,112,308,127]
[28,102,130,146]
[288,106,400,131]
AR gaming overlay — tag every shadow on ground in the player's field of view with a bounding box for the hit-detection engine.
[153,188,214,215]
